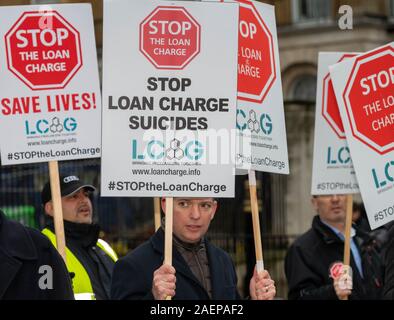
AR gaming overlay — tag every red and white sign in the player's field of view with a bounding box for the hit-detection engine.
[311,52,359,195]
[0,4,101,165]
[330,42,394,229]
[231,0,289,175]
[5,10,82,90]
[322,54,356,139]
[139,6,200,70]
[237,0,275,103]
[102,0,238,197]
[343,45,394,154]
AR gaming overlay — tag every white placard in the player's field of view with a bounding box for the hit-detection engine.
[230,0,289,174]
[330,42,394,229]
[0,4,101,165]
[311,52,359,195]
[101,0,239,197]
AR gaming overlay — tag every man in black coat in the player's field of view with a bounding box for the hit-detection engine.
[285,195,383,300]
[0,209,74,300]
[111,197,276,300]
[383,223,394,299]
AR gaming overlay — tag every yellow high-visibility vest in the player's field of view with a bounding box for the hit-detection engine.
[42,228,118,300]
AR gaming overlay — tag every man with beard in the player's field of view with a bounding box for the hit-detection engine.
[41,175,118,300]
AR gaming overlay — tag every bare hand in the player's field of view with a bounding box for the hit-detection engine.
[249,266,276,300]
[152,264,176,300]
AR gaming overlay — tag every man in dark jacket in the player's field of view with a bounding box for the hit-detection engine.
[0,209,74,300]
[383,223,394,299]
[111,197,276,300]
[285,194,383,300]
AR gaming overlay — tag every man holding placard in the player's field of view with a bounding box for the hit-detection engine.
[285,194,383,300]
[0,2,103,297]
[111,197,276,300]
[41,175,118,300]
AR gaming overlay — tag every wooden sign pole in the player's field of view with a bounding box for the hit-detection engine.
[154,197,161,231]
[164,197,173,300]
[48,161,67,263]
[248,170,264,273]
[342,194,353,300]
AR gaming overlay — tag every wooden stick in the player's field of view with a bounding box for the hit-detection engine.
[342,194,353,300]
[164,197,173,300]
[154,197,161,231]
[343,194,353,265]
[48,161,67,263]
[248,170,264,273]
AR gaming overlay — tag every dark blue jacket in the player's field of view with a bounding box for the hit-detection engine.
[383,223,394,299]
[111,228,240,300]
[0,210,74,300]
[285,215,383,300]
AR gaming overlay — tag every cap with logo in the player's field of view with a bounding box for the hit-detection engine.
[41,175,96,205]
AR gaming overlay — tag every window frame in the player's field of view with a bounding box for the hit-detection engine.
[391,0,394,16]
[292,0,332,24]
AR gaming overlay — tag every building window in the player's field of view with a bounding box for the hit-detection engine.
[292,0,331,23]
[391,0,394,16]
[289,74,317,103]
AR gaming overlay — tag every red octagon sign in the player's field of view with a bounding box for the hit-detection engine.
[5,11,82,90]
[139,6,200,70]
[237,0,275,103]
[322,54,356,139]
[343,45,394,154]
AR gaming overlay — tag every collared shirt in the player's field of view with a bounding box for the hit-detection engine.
[173,235,212,298]
[321,221,364,278]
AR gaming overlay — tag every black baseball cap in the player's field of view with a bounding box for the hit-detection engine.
[41,175,96,205]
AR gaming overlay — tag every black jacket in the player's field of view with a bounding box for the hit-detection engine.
[285,215,383,300]
[383,223,394,299]
[0,210,74,300]
[111,228,240,300]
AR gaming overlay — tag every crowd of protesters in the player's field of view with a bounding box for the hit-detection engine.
[2,175,394,300]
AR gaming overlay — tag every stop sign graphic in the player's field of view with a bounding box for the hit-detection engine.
[139,6,200,70]
[343,45,394,154]
[5,11,82,90]
[322,54,356,139]
[237,0,275,103]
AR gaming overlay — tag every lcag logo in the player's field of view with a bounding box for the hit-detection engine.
[132,138,204,161]
[236,109,273,135]
[371,160,394,189]
[327,146,351,164]
[25,117,77,135]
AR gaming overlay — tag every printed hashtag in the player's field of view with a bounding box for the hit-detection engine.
[8,153,13,160]
[108,181,115,190]
[374,214,379,222]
